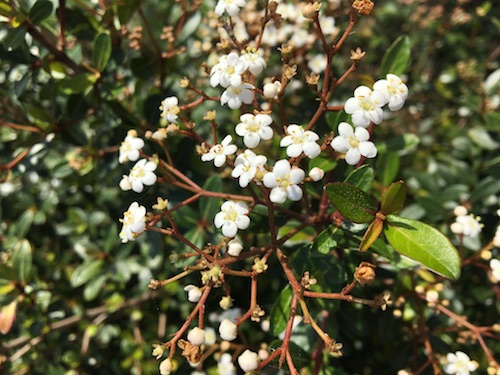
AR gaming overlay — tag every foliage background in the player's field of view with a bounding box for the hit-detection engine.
[0,0,499,374]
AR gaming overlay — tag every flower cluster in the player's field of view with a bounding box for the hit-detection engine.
[450,205,483,238]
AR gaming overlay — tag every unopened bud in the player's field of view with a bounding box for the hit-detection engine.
[187,327,205,346]
[454,205,468,216]
[302,2,321,18]
[227,239,243,256]
[159,358,173,375]
[180,77,190,88]
[219,319,238,341]
[238,349,260,372]
[184,285,203,303]
[152,344,165,359]
[119,175,132,191]
[309,167,325,181]
[263,81,282,99]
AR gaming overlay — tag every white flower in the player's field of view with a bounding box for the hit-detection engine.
[238,349,260,372]
[319,16,337,35]
[454,205,468,217]
[159,358,173,375]
[373,74,409,111]
[204,327,216,345]
[126,158,157,193]
[201,135,238,167]
[119,202,147,243]
[240,49,266,76]
[235,113,273,148]
[210,52,246,88]
[490,259,500,283]
[263,81,282,99]
[494,225,500,248]
[443,351,478,375]
[280,125,321,159]
[184,285,203,303]
[219,319,238,341]
[263,160,305,204]
[309,167,325,181]
[231,149,267,188]
[344,86,387,127]
[221,83,255,109]
[187,327,206,346]
[227,239,243,256]
[119,130,144,164]
[218,353,237,375]
[214,200,250,237]
[119,175,132,191]
[331,122,377,165]
[160,96,180,123]
[452,214,483,238]
[215,0,246,17]
[308,54,327,74]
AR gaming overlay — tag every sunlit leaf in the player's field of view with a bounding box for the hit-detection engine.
[326,183,377,223]
[381,36,411,76]
[13,240,32,283]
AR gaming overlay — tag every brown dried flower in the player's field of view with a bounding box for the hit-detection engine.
[354,261,376,287]
[352,0,374,15]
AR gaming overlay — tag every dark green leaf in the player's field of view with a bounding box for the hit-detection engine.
[199,175,222,221]
[29,1,53,24]
[269,340,310,370]
[326,183,377,223]
[380,180,406,214]
[381,36,411,76]
[470,176,500,204]
[384,214,461,279]
[16,209,35,238]
[326,110,349,131]
[117,0,140,25]
[313,225,339,254]
[4,28,27,50]
[13,240,33,283]
[377,134,419,155]
[0,265,18,281]
[58,73,97,95]
[309,155,337,173]
[376,151,400,186]
[270,285,293,337]
[71,260,104,287]
[344,165,374,193]
[92,32,112,71]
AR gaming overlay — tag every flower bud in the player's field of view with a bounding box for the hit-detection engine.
[238,349,260,372]
[227,239,243,256]
[263,81,282,99]
[309,167,325,181]
[187,327,206,346]
[302,2,320,18]
[219,296,233,310]
[159,358,173,375]
[219,319,238,341]
[354,262,375,287]
[119,175,132,191]
[425,290,439,303]
[453,205,468,217]
[450,222,463,234]
[184,285,203,303]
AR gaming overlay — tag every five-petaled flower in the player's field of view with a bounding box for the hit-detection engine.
[214,0,246,17]
[201,135,238,167]
[263,159,305,203]
[443,351,478,375]
[280,124,321,159]
[123,158,158,193]
[231,149,267,188]
[210,52,246,88]
[373,74,409,111]
[214,200,250,237]
[235,113,274,148]
[240,48,267,75]
[220,82,255,109]
[344,86,387,127]
[119,202,147,243]
[119,130,144,164]
[331,122,377,165]
[160,96,180,123]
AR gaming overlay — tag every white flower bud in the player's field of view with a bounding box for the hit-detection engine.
[493,235,500,248]
[119,175,132,191]
[238,349,260,372]
[308,167,325,181]
[425,290,439,303]
[450,222,463,234]
[258,348,269,360]
[263,81,282,99]
[453,205,468,217]
[159,358,173,375]
[187,327,206,346]
[204,327,217,345]
[219,319,238,341]
[184,285,203,303]
[227,239,243,256]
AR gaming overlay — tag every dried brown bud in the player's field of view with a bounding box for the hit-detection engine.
[354,261,376,286]
[352,0,374,15]
[177,339,203,364]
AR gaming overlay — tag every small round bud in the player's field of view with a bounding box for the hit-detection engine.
[302,3,318,18]
[179,77,190,88]
[309,167,325,181]
[119,176,132,191]
[454,205,468,216]
[187,327,206,346]
[258,348,269,360]
[493,235,500,248]
[263,81,282,99]
[450,222,463,234]
[220,340,232,352]
[184,285,203,303]
[425,290,439,303]
[227,239,243,256]
[238,349,260,372]
[219,296,233,310]
[219,319,238,341]
[159,358,173,375]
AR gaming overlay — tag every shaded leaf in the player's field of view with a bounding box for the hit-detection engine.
[270,285,293,337]
[313,225,338,254]
[71,260,104,287]
[93,32,112,71]
[309,155,337,173]
[380,180,406,214]
[29,0,53,24]
[376,151,400,186]
[384,214,461,279]
[84,275,107,301]
[199,175,223,222]
[326,183,377,223]
[344,165,374,193]
[176,11,201,44]
[381,36,411,76]
[13,240,32,283]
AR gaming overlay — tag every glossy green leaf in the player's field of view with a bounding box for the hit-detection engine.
[199,175,222,221]
[269,340,310,370]
[468,127,499,150]
[58,73,97,95]
[313,225,339,254]
[117,0,139,24]
[381,36,411,76]
[13,240,33,283]
[344,165,374,193]
[326,183,377,223]
[71,260,104,287]
[309,155,337,173]
[359,218,383,252]
[325,110,349,131]
[384,214,461,279]
[29,0,53,24]
[278,220,315,245]
[270,285,293,337]
[93,32,112,71]
[380,180,406,214]
[376,151,400,186]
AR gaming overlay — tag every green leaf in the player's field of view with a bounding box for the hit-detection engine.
[381,36,411,76]
[376,151,400,186]
[384,214,461,279]
[377,134,419,155]
[117,0,140,24]
[176,11,201,44]
[325,110,349,131]
[84,275,106,301]
[199,175,222,222]
[58,73,97,95]
[29,0,53,24]
[344,165,374,193]
[270,285,293,337]
[0,265,18,281]
[71,260,104,288]
[380,180,406,214]
[309,155,337,173]
[12,240,33,283]
[359,218,383,252]
[16,209,35,238]
[470,176,500,204]
[468,127,499,150]
[326,183,377,223]
[278,220,315,246]
[92,33,112,72]
[313,225,338,254]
